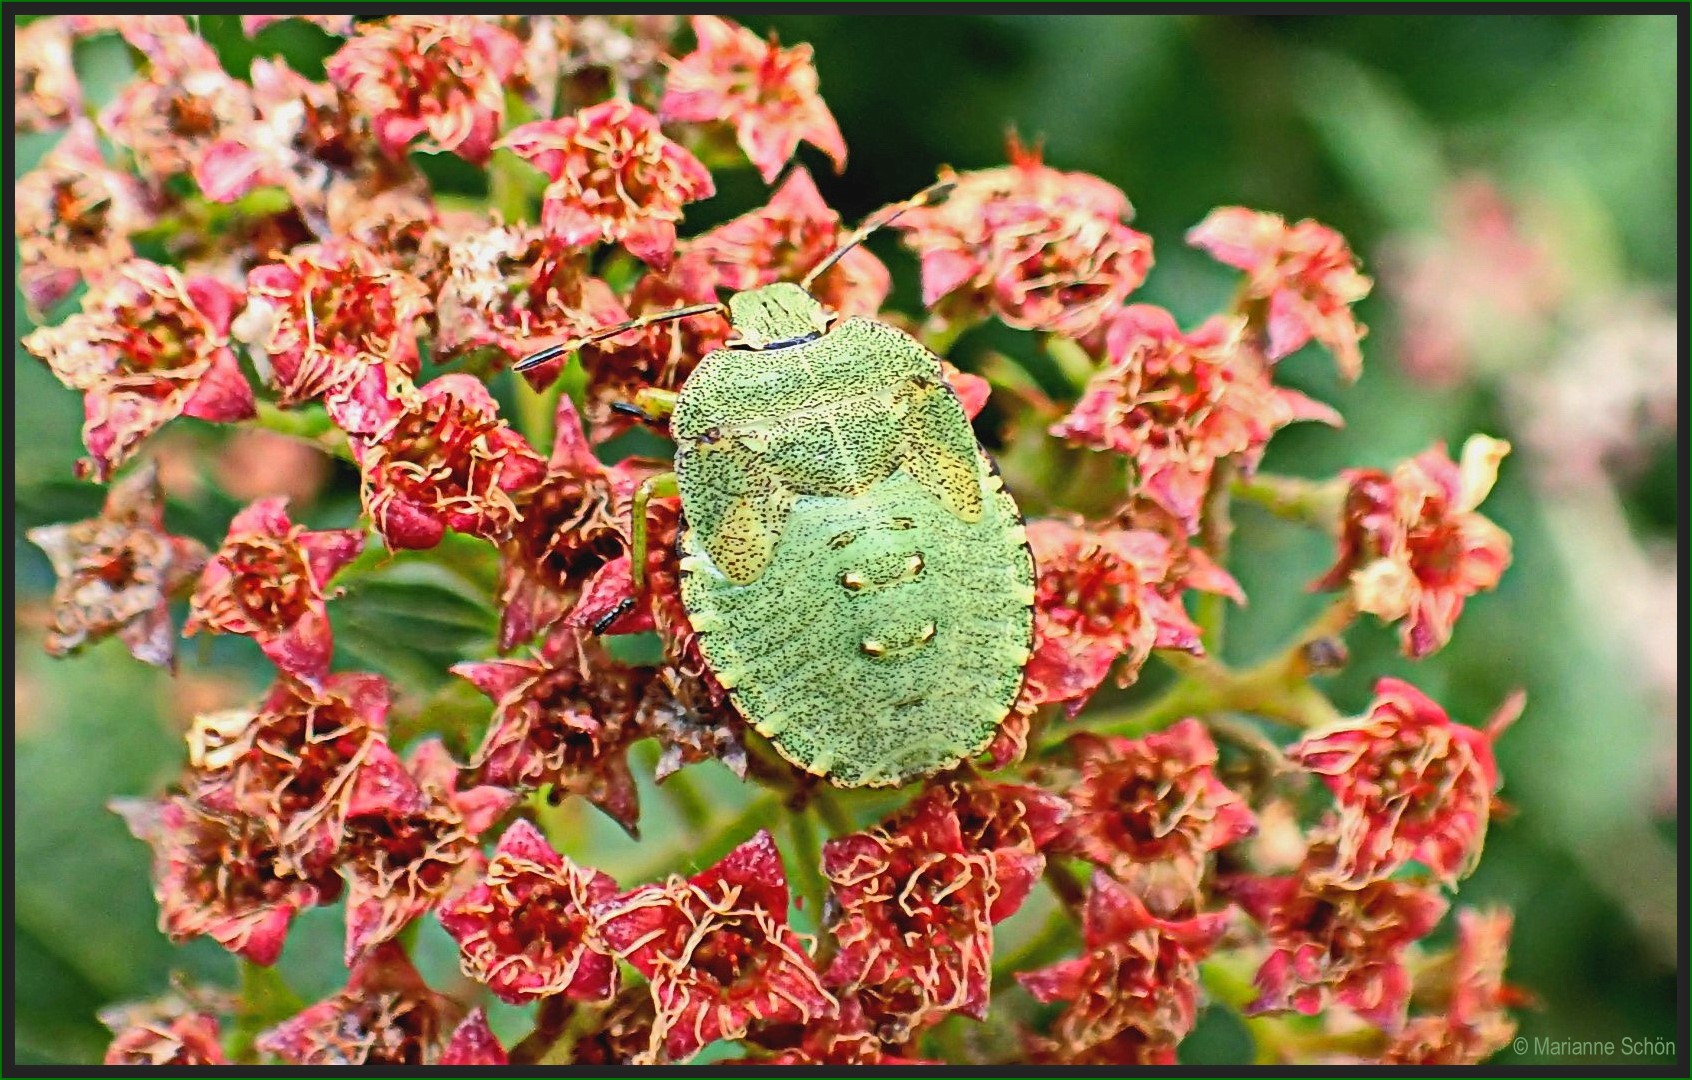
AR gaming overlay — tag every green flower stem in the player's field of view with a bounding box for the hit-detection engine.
[1041,335,1097,394]
[1195,458,1238,654]
[229,959,305,1065]
[1061,597,1355,744]
[511,366,561,451]
[784,804,829,937]
[656,765,711,841]
[1231,472,1345,530]
[246,400,355,462]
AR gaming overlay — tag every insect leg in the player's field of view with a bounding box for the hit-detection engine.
[630,471,680,591]
[591,597,638,635]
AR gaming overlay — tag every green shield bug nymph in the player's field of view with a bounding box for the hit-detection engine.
[519,182,1036,788]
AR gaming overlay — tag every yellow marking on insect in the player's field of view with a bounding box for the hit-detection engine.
[841,571,867,591]
[919,621,937,642]
[860,638,888,657]
[714,667,743,690]
[905,554,924,578]
[679,555,708,573]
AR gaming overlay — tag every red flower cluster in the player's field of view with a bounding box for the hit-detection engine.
[1188,207,1374,380]
[895,137,1153,336]
[1317,435,1512,657]
[12,14,1528,1067]
[1051,304,1340,533]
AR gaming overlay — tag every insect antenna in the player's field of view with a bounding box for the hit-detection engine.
[799,177,957,292]
[515,302,726,371]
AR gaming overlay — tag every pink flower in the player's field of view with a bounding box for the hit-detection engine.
[439,820,619,1004]
[499,100,715,269]
[895,137,1152,336]
[1188,207,1373,380]
[1064,720,1255,899]
[22,260,253,481]
[356,373,548,550]
[99,42,256,186]
[1019,873,1228,1064]
[1315,435,1513,658]
[338,740,518,964]
[104,1010,228,1066]
[596,831,834,1062]
[456,628,644,833]
[114,782,332,966]
[14,120,150,313]
[1051,304,1341,533]
[1290,678,1520,886]
[681,166,889,316]
[661,15,847,183]
[1228,849,1448,1028]
[434,225,629,370]
[325,15,523,164]
[1383,908,1525,1064]
[187,672,390,877]
[186,499,363,683]
[1022,519,1203,714]
[27,461,207,668]
[14,17,82,132]
[256,943,456,1064]
[237,240,433,437]
[823,796,1035,1037]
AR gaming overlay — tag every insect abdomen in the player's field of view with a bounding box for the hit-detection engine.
[679,457,1035,787]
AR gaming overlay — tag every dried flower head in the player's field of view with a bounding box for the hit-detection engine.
[596,831,835,1063]
[114,784,331,966]
[457,628,644,833]
[823,796,1034,1038]
[439,819,619,1004]
[1051,305,1341,533]
[1022,519,1203,714]
[237,240,432,437]
[14,120,150,314]
[187,672,390,877]
[1065,720,1255,901]
[896,138,1152,336]
[1229,851,1449,1028]
[22,260,253,481]
[499,100,714,270]
[1316,435,1513,658]
[185,498,364,682]
[434,224,628,369]
[256,943,457,1064]
[1187,207,1372,380]
[14,17,82,132]
[1291,678,1520,887]
[356,373,547,550]
[339,740,518,964]
[661,15,847,183]
[1384,907,1525,1064]
[494,395,647,650]
[27,462,207,667]
[1020,873,1228,1064]
[682,166,889,316]
[100,43,257,188]
[103,1010,228,1066]
[325,15,523,165]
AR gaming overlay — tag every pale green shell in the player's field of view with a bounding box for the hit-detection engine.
[672,312,1035,788]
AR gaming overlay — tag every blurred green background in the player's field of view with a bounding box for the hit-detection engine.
[11,13,1679,1065]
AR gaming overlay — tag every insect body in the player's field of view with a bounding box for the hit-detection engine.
[521,189,1035,788]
